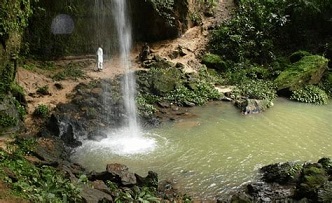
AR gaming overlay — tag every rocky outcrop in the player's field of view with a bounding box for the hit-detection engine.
[25,0,204,57]
[230,158,332,203]
[275,55,329,92]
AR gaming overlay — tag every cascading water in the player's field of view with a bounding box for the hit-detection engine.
[111,0,140,136]
[71,0,157,156]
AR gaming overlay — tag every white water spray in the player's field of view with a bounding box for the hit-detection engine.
[112,0,140,136]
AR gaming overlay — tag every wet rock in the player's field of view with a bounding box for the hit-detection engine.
[247,182,294,202]
[91,180,113,195]
[136,171,159,188]
[106,163,137,186]
[236,99,272,115]
[87,129,107,141]
[81,185,113,203]
[261,162,302,185]
[295,163,328,201]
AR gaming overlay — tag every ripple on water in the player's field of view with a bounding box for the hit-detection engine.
[71,98,332,199]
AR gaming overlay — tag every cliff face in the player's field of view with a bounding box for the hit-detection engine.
[24,0,203,58]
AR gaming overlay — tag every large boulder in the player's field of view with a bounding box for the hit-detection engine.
[275,55,329,91]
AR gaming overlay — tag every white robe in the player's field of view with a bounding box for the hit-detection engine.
[97,47,103,70]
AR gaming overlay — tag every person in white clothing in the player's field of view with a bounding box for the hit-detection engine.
[96,46,103,71]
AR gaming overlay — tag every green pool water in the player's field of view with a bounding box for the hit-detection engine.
[71,98,332,199]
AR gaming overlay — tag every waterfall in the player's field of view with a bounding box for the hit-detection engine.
[76,0,156,156]
[111,0,140,136]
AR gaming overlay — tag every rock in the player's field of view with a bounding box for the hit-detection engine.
[81,185,113,203]
[201,53,228,71]
[236,99,271,115]
[247,182,293,202]
[295,163,328,201]
[0,95,24,136]
[91,180,113,195]
[136,171,159,188]
[275,55,328,91]
[106,163,137,186]
[260,162,302,185]
[87,129,107,141]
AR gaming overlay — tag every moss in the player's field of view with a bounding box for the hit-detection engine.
[274,55,329,91]
[289,50,312,63]
[296,163,329,200]
[201,53,227,71]
[150,67,183,96]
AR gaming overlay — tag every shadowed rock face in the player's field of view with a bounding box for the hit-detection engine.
[130,0,190,41]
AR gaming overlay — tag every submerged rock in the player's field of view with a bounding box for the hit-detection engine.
[235,99,272,115]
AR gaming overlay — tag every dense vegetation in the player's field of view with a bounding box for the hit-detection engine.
[208,0,332,105]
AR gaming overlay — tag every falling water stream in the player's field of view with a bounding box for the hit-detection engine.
[90,0,156,155]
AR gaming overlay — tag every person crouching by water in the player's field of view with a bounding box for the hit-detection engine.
[96,46,103,71]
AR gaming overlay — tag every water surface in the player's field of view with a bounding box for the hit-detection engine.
[71,98,332,199]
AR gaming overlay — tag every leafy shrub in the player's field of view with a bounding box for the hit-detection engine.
[290,85,328,104]
[209,0,332,64]
[232,79,277,103]
[136,93,157,117]
[33,104,49,118]
[166,82,220,106]
[36,85,50,95]
[0,113,17,128]
[13,99,26,119]
[0,149,82,202]
[52,64,85,81]
[209,0,289,63]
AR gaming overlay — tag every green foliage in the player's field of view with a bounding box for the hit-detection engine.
[33,104,49,118]
[149,67,183,96]
[13,99,26,120]
[114,186,160,203]
[318,181,332,203]
[210,0,288,63]
[0,148,82,202]
[0,0,37,37]
[52,64,85,81]
[209,0,332,64]
[201,53,227,71]
[290,85,329,105]
[136,93,158,117]
[12,138,36,156]
[0,113,17,128]
[232,79,277,103]
[36,85,50,95]
[166,82,221,106]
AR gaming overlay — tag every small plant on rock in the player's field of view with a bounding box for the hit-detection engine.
[33,104,49,118]
[290,85,328,105]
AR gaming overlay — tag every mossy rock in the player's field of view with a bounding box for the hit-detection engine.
[317,181,332,203]
[296,163,329,201]
[274,55,329,91]
[260,162,302,185]
[151,67,183,96]
[290,50,312,63]
[201,53,227,71]
[0,95,22,135]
